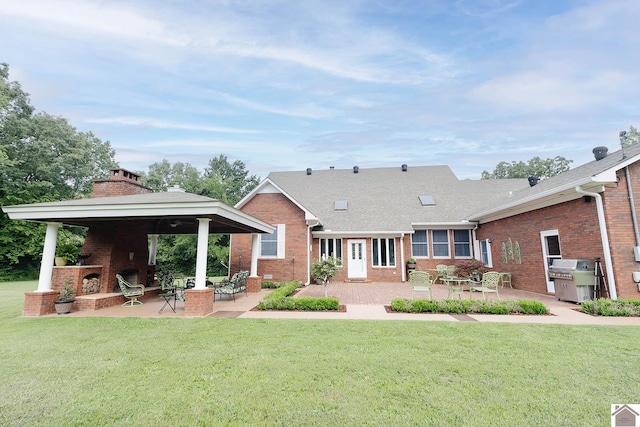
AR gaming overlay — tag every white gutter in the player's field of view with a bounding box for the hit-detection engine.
[575,186,617,299]
[306,224,313,286]
[400,233,406,282]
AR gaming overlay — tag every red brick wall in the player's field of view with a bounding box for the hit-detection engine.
[477,198,602,294]
[602,164,640,298]
[231,193,310,283]
[476,164,640,299]
[80,221,154,292]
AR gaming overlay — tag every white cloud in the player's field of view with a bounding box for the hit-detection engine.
[86,117,261,134]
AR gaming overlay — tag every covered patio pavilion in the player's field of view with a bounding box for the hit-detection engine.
[2,169,274,317]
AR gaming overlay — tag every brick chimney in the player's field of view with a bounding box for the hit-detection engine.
[92,168,153,198]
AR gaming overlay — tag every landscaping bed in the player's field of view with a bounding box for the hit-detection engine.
[581,298,640,316]
[389,298,549,315]
[257,280,342,311]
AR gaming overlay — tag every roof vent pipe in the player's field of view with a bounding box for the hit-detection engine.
[306,168,312,175]
[401,164,408,172]
[528,176,539,187]
[593,146,608,161]
[353,166,359,174]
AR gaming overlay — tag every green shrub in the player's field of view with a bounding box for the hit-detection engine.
[581,298,640,316]
[294,297,340,311]
[257,296,339,311]
[263,282,298,300]
[516,299,549,315]
[410,299,441,313]
[390,298,549,315]
[261,281,278,289]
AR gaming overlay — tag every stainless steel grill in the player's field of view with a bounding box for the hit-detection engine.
[548,259,596,303]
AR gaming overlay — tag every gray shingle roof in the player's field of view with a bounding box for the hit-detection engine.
[266,165,530,233]
[469,143,640,221]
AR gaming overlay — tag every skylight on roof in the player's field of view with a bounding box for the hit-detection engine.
[419,195,436,206]
[334,199,348,210]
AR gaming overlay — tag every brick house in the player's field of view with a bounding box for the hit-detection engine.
[230,143,640,300]
[2,168,273,316]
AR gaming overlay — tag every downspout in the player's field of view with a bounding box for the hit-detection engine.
[624,167,640,246]
[306,224,312,286]
[400,233,406,282]
[471,222,480,260]
[575,186,617,299]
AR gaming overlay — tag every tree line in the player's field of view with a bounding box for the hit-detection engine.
[0,63,258,280]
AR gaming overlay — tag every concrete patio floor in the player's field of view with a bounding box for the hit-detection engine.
[55,281,640,325]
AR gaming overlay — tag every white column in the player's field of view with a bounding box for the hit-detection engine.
[148,234,159,265]
[37,222,61,292]
[194,218,211,289]
[250,233,260,276]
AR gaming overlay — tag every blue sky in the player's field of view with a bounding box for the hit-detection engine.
[1,0,638,180]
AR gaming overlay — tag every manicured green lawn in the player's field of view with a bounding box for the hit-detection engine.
[2,281,640,426]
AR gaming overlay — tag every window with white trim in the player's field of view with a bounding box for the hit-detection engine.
[432,230,449,257]
[320,238,342,260]
[453,230,472,258]
[411,230,429,257]
[480,239,493,267]
[260,224,285,258]
[372,238,396,266]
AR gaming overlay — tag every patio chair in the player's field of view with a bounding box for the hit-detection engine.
[471,271,501,300]
[409,270,433,300]
[116,274,145,306]
[214,270,249,301]
[157,271,176,292]
[435,264,449,284]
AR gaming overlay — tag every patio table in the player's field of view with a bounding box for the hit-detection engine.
[442,277,471,299]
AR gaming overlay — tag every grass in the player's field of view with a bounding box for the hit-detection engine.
[2,281,640,426]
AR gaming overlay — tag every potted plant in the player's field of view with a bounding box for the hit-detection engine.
[310,256,341,297]
[54,280,75,315]
[406,258,417,276]
[55,231,82,266]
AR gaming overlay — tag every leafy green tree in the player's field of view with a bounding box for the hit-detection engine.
[481,156,572,180]
[621,125,640,146]
[141,156,261,276]
[0,64,117,280]
[141,160,201,193]
[200,155,260,205]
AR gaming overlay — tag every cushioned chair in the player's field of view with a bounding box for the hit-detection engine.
[471,271,502,300]
[409,270,433,300]
[214,271,249,301]
[157,271,176,292]
[116,274,145,306]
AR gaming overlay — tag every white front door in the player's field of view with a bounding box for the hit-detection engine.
[347,239,367,279]
[540,230,562,293]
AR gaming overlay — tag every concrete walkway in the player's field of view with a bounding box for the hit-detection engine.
[59,281,640,325]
